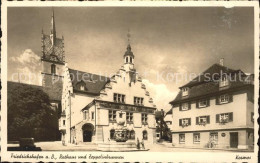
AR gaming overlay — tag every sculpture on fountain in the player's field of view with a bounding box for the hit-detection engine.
[114,110,128,142]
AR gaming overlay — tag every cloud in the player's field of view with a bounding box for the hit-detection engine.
[9,49,41,85]
[142,79,178,112]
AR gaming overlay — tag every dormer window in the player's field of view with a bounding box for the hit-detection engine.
[182,87,189,97]
[219,76,229,87]
[80,85,85,91]
[77,81,86,91]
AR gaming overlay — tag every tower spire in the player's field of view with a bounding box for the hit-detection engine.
[50,9,56,46]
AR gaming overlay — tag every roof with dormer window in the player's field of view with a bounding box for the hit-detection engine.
[68,68,109,95]
[170,64,254,105]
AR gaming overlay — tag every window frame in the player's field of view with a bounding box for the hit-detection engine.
[91,111,95,120]
[198,99,207,108]
[51,64,56,74]
[142,130,148,140]
[179,134,185,144]
[219,76,229,87]
[181,103,189,111]
[193,133,200,144]
[126,112,133,123]
[209,132,218,144]
[134,96,144,106]
[141,113,148,125]
[113,93,125,103]
[219,94,229,104]
[182,87,189,97]
[109,110,117,122]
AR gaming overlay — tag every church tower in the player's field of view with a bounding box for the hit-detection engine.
[41,10,65,91]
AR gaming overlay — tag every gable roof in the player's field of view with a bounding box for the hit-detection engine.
[7,81,62,101]
[170,64,253,105]
[68,68,109,95]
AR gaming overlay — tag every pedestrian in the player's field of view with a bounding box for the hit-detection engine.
[74,136,77,145]
[136,138,140,150]
[141,138,145,149]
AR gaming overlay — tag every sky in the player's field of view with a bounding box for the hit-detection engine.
[7,6,254,111]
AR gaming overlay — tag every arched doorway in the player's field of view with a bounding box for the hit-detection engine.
[82,123,94,142]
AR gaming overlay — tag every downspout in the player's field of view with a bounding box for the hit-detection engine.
[94,100,97,134]
[69,91,72,143]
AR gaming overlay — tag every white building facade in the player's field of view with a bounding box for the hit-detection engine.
[59,44,157,145]
[170,63,254,150]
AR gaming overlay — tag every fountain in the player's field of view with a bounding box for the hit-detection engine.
[97,111,137,151]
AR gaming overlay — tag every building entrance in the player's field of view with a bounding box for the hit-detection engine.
[82,123,94,142]
[230,132,238,148]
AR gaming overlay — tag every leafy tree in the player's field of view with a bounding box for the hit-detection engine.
[8,82,58,141]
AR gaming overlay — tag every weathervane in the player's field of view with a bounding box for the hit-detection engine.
[127,29,131,44]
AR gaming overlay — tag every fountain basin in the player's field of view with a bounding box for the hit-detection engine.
[97,142,137,152]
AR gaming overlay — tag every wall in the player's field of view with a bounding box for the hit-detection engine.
[172,130,249,149]
[171,92,248,133]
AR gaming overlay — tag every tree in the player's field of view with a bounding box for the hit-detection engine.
[8,82,58,141]
[155,110,172,142]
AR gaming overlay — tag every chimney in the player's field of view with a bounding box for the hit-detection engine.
[220,58,224,66]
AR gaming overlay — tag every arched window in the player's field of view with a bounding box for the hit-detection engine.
[126,57,128,63]
[51,64,56,74]
[130,57,132,63]
[130,130,135,140]
[110,129,115,140]
[143,130,148,140]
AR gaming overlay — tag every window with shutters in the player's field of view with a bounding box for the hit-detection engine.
[179,134,185,143]
[181,103,190,111]
[198,99,209,108]
[193,133,200,143]
[109,110,117,122]
[179,118,191,127]
[218,94,230,104]
[196,115,210,126]
[216,112,233,124]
